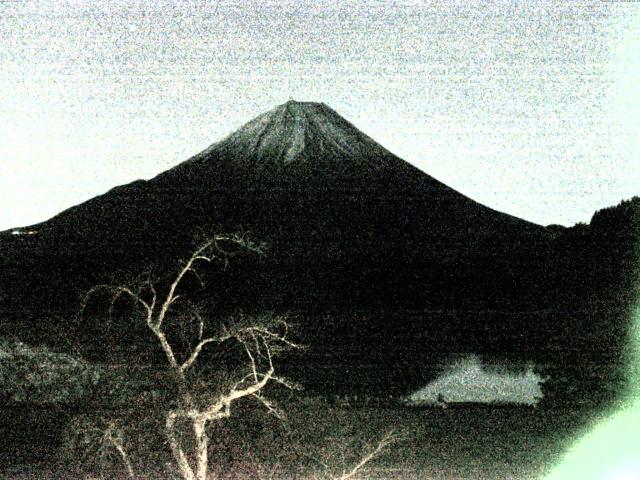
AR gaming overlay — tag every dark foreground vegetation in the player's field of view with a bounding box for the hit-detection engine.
[1,392,614,479]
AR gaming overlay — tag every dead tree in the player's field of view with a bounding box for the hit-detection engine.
[84,234,299,480]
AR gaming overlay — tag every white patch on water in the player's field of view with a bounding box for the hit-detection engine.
[405,354,545,406]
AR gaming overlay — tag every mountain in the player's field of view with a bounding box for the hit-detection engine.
[1,101,635,396]
[1,101,547,308]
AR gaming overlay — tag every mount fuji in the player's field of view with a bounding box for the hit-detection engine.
[3,101,635,396]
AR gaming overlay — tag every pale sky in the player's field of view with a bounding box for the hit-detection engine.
[1,0,639,231]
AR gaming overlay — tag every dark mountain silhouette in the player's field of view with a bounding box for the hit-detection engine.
[1,101,547,308]
[0,101,637,398]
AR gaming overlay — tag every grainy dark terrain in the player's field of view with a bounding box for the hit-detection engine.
[0,395,612,479]
[0,102,638,478]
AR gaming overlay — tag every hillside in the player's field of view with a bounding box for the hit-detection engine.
[0,101,637,397]
[0,101,546,309]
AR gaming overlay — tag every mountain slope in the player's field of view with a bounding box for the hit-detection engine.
[1,101,593,395]
[1,101,548,310]
[1,101,549,309]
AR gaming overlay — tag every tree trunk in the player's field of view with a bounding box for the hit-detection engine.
[194,416,210,480]
[166,411,196,480]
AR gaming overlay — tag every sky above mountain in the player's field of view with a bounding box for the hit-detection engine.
[1,0,639,230]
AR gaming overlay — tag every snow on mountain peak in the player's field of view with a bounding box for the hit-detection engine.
[210,100,388,167]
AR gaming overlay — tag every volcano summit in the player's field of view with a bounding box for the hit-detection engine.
[196,100,393,167]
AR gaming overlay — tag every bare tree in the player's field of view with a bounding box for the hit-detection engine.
[84,234,299,480]
[298,430,399,480]
[334,431,397,480]
[101,421,136,480]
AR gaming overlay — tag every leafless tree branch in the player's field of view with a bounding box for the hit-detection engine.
[336,431,398,480]
[84,234,298,480]
[180,337,221,373]
[102,422,136,480]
